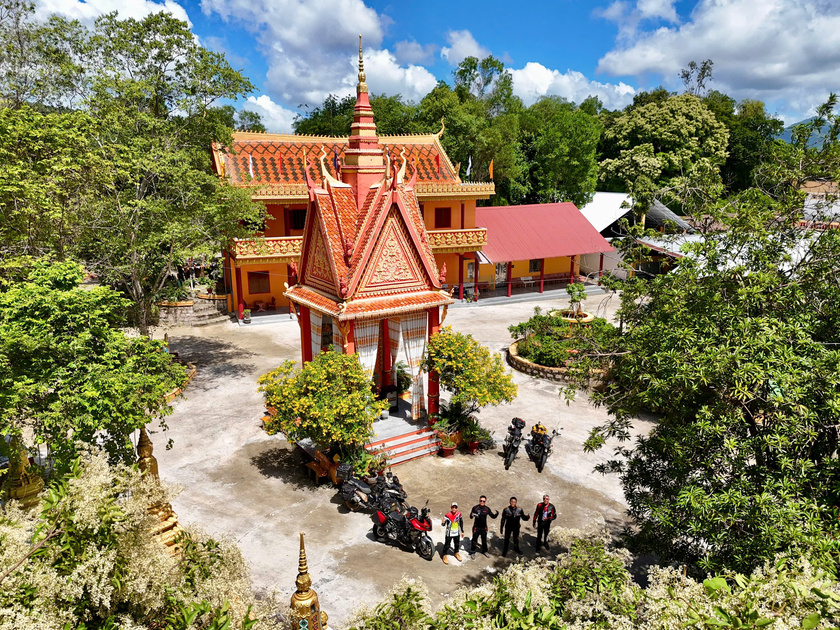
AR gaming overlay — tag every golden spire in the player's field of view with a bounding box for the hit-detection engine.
[1,436,44,509]
[357,34,368,93]
[290,532,325,629]
[137,427,160,481]
[295,532,312,592]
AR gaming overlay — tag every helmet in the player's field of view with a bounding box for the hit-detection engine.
[532,423,547,436]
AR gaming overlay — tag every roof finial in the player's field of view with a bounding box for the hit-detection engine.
[358,35,368,93]
[295,532,312,593]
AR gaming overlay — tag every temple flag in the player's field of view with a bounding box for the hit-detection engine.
[333,147,339,172]
[435,154,440,176]
[489,159,494,180]
[249,155,255,179]
[465,155,472,178]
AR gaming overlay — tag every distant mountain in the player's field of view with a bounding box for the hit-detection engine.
[777,117,827,146]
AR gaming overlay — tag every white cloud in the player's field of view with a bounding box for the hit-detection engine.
[35,0,191,27]
[636,0,678,21]
[243,95,297,133]
[363,49,438,101]
[394,40,437,65]
[440,29,490,66]
[511,62,636,110]
[597,0,840,119]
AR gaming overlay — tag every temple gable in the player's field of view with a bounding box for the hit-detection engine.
[303,224,337,295]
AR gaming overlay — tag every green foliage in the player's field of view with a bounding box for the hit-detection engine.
[0,449,279,629]
[258,352,387,448]
[0,257,186,470]
[422,326,517,415]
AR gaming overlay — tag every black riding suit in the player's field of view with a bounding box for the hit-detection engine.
[500,506,528,555]
[469,504,499,554]
[533,501,557,551]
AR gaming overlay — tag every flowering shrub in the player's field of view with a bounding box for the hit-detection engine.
[258,351,387,448]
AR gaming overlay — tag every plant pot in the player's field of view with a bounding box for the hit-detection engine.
[439,445,456,458]
[243,315,251,324]
[398,391,410,401]
[465,441,480,454]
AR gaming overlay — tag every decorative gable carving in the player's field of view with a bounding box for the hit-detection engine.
[305,225,337,294]
[357,207,430,295]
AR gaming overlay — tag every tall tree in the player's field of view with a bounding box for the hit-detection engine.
[293,93,355,136]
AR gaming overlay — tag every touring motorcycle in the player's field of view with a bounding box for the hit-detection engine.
[338,464,408,512]
[503,417,526,470]
[524,424,561,473]
[373,503,434,560]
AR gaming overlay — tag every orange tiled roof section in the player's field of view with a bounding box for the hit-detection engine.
[286,285,453,321]
[215,132,459,187]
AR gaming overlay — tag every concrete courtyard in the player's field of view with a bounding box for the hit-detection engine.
[156,290,653,625]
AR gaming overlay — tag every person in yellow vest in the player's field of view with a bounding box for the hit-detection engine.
[441,502,464,564]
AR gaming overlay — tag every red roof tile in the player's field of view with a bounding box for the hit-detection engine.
[476,203,614,263]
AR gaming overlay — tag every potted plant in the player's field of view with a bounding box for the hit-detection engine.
[394,362,412,400]
[461,418,482,454]
[437,430,457,458]
[243,308,252,324]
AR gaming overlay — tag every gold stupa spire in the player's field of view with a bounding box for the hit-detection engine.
[290,533,327,629]
[295,532,312,592]
[357,34,368,93]
[1,436,44,509]
[137,427,159,481]
[136,427,182,553]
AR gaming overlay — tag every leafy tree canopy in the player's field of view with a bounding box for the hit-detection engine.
[0,257,186,470]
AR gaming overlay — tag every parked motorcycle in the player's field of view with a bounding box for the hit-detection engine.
[524,424,561,473]
[503,417,526,470]
[338,464,408,512]
[373,503,434,560]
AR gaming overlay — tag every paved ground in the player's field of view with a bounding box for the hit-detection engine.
[156,289,654,626]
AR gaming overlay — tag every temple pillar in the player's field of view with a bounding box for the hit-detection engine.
[539,258,545,293]
[235,265,244,318]
[506,261,512,298]
[345,320,356,355]
[299,305,312,363]
[571,255,578,280]
[599,253,604,284]
[473,253,480,297]
[458,254,464,300]
[427,306,440,422]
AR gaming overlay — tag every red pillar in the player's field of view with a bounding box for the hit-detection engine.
[539,258,545,293]
[458,254,464,300]
[235,266,244,318]
[506,261,513,298]
[299,305,312,363]
[427,306,440,422]
[473,253,479,298]
[382,318,391,387]
[599,253,604,285]
[345,321,356,355]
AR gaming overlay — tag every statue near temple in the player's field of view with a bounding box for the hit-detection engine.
[136,427,182,552]
[0,436,43,509]
[290,533,328,630]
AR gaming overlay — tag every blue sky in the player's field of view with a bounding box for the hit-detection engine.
[36,0,840,131]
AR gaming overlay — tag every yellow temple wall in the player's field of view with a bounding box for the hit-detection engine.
[261,203,307,238]
[232,262,291,309]
[421,199,477,231]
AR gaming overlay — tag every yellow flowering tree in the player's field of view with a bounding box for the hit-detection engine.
[422,326,517,418]
[258,352,387,448]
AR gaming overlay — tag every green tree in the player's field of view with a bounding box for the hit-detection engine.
[236,109,266,132]
[293,93,355,136]
[0,258,186,470]
[0,448,279,629]
[519,96,601,206]
[599,94,729,211]
[258,351,387,448]
[422,326,517,417]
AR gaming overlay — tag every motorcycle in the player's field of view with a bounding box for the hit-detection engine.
[503,417,526,470]
[524,426,561,473]
[373,503,434,560]
[338,464,408,512]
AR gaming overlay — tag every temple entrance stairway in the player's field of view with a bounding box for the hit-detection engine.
[366,411,440,467]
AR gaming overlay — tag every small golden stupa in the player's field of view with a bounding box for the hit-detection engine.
[290,533,328,630]
[1,436,44,508]
[136,427,182,552]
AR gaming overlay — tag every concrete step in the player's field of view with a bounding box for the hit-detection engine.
[376,432,440,458]
[389,444,441,466]
[192,312,231,326]
[366,422,440,467]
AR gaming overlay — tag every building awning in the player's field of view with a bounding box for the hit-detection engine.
[579,192,633,233]
[475,203,614,264]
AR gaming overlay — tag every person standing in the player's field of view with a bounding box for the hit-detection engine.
[469,495,499,556]
[533,494,557,552]
[441,502,464,564]
[499,497,529,557]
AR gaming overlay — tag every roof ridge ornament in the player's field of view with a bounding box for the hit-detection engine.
[318,147,344,187]
[396,147,407,183]
[358,34,368,93]
[435,116,445,139]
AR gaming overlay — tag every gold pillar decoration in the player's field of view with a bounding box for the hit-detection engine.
[1,436,44,509]
[290,532,327,630]
[136,427,182,552]
[357,35,367,93]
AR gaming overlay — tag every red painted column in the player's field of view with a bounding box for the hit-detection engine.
[234,266,244,318]
[458,254,464,300]
[473,253,480,298]
[299,305,312,363]
[599,253,604,284]
[382,318,391,387]
[427,306,440,422]
[539,258,545,293]
[460,202,465,229]
[345,321,356,355]
[506,261,513,298]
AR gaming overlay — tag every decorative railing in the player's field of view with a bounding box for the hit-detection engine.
[427,228,487,252]
[232,236,303,260]
[415,182,495,197]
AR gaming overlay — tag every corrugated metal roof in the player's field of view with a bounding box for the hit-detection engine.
[579,192,632,233]
[475,203,613,263]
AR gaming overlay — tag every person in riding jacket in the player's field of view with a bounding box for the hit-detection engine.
[441,502,464,564]
[533,494,557,552]
[500,497,530,556]
[469,495,499,556]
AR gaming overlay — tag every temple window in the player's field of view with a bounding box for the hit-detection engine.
[529,259,542,273]
[247,271,270,294]
[434,207,451,229]
[289,208,307,230]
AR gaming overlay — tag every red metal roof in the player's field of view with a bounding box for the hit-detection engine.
[475,203,613,263]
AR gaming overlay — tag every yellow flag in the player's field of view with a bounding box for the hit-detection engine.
[489,159,494,180]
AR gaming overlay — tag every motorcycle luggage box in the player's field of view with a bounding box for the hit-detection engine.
[511,418,525,429]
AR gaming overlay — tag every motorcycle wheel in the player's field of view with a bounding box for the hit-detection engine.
[537,452,548,473]
[504,448,516,470]
[345,500,359,511]
[374,524,387,540]
[417,536,434,561]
